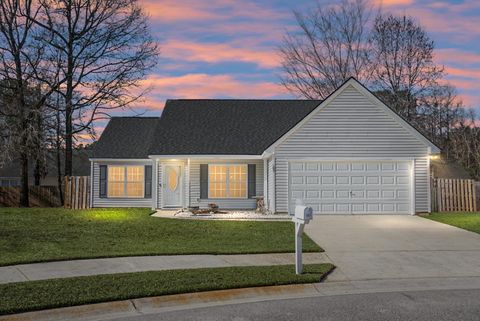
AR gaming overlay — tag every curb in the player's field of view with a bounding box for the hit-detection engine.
[0,283,321,321]
[3,275,480,321]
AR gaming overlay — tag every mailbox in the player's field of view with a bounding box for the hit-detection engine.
[295,205,313,222]
[292,202,314,275]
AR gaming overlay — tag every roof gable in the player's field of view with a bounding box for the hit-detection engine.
[90,117,159,159]
[266,78,440,154]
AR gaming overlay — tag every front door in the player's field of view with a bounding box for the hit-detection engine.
[163,164,183,207]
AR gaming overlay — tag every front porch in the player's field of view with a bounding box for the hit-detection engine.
[151,157,267,212]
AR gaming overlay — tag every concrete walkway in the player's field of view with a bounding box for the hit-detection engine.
[0,253,328,284]
[305,215,480,282]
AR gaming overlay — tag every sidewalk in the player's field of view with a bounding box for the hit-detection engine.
[0,253,330,284]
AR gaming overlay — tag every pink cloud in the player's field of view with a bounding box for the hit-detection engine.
[435,48,480,66]
[136,74,288,111]
[161,40,279,69]
[142,0,287,22]
[427,1,480,13]
[375,0,415,6]
[445,67,480,80]
[142,0,219,21]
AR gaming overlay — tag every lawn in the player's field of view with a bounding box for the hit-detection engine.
[0,263,334,315]
[426,212,480,234]
[0,208,321,266]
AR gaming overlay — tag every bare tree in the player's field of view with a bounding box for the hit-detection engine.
[279,0,375,99]
[370,14,444,121]
[0,0,60,206]
[33,0,159,176]
[415,84,464,147]
[448,111,480,179]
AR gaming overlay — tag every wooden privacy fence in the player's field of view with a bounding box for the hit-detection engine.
[0,186,61,207]
[431,178,477,212]
[64,176,91,209]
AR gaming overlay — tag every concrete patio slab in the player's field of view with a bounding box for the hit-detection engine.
[305,215,480,282]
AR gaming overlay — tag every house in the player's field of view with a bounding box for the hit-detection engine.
[89,78,440,214]
[0,149,90,187]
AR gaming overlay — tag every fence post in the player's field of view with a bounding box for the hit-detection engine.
[473,181,478,212]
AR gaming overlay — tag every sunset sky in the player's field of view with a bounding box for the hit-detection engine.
[115,0,480,122]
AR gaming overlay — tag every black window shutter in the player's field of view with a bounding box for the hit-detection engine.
[99,165,107,198]
[144,165,152,198]
[200,164,208,199]
[248,164,256,198]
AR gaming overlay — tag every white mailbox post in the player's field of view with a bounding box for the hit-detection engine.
[292,200,313,275]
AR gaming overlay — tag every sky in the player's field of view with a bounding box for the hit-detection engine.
[108,0,480,125]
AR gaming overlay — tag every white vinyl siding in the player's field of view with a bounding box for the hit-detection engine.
[92,160,152,208]
[189,159,263,210]
[273,84,431,213]
[415,157,430,212]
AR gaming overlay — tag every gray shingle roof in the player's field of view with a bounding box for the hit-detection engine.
[149,99,322,155]
[91,100,322,158]
[90,117,160,158]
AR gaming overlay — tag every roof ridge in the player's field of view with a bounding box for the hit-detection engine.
[166,99,323,102]
[110,116,160,119]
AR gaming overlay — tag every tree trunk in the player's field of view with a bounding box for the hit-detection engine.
[56,109,64,205]
[57,144,64,205]
[65,110,72,176]
[20,153,29,207]
[64,79,73,177]
[34,159,41,186]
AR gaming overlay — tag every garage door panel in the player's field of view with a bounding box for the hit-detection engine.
[321,163,334,171]
[397,163,410,171]
[336,176,349,184]
[319,191,332,198]
[381,176,395,184]
[397,176,410,184]
[289,161,412,215]
[397,190,409,199]
[366,176,380,185]
[321,176,334,184]
[367,163,380,171]
[352,190,365,198]
[367,190,380,198]
[351,176,365,184]
[381,163,395,171]
[352,204,365,213]
[335,204,350,213]
[351,162,365,171]
[397,203,410,212]
[336,163,349,171]
[306,176,319,184]
[306,163,319,171]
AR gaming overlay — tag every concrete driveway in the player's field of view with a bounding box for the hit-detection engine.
[305,215,480,282]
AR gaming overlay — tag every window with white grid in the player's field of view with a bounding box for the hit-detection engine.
[208,165,247,198]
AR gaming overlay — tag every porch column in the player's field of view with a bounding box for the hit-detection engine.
[263,158,268,211]
[185,158,190,208]
[152,159,158,210]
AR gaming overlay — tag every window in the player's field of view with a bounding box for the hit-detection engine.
[107,166,144,198]
[0,178,20,187]
[208,165,247,198]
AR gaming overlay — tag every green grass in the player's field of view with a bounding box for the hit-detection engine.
[0,263,334,315]
[425,212,480,234]
[0,208,321,266]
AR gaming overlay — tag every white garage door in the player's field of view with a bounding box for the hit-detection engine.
[289,161,412,214]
